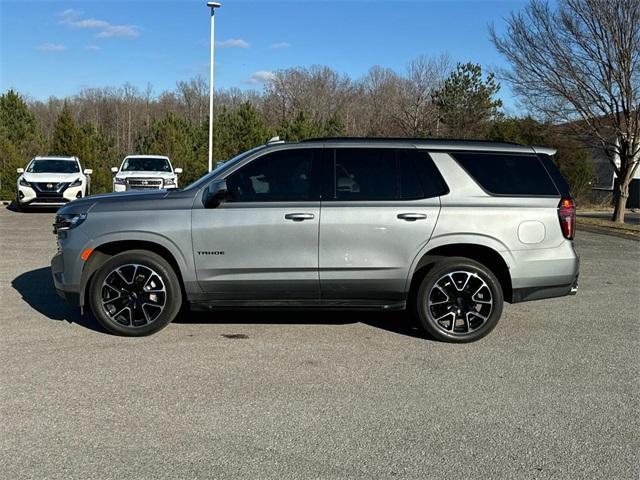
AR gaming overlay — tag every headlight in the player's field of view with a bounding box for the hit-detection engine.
[164,178,176,186]
[19,177,30,187]
[69,178,82,187]
[53,212,87,233]
[113,177,126,185]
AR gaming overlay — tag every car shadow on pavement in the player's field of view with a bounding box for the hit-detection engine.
[5,201,57,213]
[12,267,427,339]
[5,201,21,212]
[177,309,428,340]
[11,267,107,333]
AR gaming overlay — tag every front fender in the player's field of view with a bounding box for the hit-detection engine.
[77,230,198,308]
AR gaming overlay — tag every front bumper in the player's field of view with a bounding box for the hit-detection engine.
[113,180,177,192]
[51,218,90,305]
[18,185,84,207]
[51,252,80,306]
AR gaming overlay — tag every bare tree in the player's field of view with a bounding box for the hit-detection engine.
[176,76,208,125]
[263,66,355,128]
[356,66,403,136]
[491,0,640,222]
[394,55,451,137]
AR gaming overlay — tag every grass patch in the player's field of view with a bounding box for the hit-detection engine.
[576,216,640,239]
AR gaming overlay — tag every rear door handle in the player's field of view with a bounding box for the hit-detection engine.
[397,213,427,221]
[285,213,315,221]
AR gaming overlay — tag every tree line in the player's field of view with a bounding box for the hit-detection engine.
[0,59,593,200]
[2,0,638,222]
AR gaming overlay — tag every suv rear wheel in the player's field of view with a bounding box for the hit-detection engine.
[415,257,503,343]
[89,250,182,336]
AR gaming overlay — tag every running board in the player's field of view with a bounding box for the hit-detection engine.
[190,299,406,312]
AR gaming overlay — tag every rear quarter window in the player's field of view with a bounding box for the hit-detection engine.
[537,153,571,197]
[452,152,559,196]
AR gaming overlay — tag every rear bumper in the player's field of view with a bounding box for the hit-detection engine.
[509,240,579,303]
[512,273,579,303]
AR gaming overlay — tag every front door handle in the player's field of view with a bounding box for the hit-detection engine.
[397,213,427,221]
[285,213,315,221]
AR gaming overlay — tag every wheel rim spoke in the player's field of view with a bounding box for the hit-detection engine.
[427,270,493,336]
[101,263,167,328]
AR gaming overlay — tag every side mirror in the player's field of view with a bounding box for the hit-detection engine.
[111,167,118,175]
[174,167,183,175]
[204,180,229,209]
[16,168,24,174]
[84,169,93,175]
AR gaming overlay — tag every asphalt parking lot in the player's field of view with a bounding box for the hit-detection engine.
[1,207,638,479]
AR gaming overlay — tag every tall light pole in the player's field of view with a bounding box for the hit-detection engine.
[207,2,221,172]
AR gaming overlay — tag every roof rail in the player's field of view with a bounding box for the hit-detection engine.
[267,136,285,145]
[532,146,557,156]
[299,136,523,146]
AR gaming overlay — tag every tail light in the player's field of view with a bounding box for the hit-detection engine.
[558,197,575,239]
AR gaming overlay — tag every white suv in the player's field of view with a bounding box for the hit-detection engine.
[111,155,182,192]
[16,156,91,209]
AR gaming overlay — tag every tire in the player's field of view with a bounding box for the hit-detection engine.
[14,193,23,212]
[414,257,503,343]
[89,249,182,336]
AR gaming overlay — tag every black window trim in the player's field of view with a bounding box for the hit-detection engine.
[448,150,561,198]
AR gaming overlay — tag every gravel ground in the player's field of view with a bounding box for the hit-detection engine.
[1,207,638,479]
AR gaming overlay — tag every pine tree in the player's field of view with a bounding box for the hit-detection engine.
[432,63,503,139]
[50,102,81,156]
[139,112,207,185]
[214,102,271,162]
[0,89,42,158]
[76,123,117,194]
[277,111,344,141]
[0,133,25,200]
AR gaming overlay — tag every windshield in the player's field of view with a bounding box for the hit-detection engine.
[27,159,79,174]
[183,146,267,191]
[122,157,171,172]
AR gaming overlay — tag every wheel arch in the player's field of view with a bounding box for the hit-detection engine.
[79,239,187,309]
[407,240,514,304]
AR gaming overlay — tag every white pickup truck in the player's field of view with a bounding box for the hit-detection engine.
[111,155,182,192]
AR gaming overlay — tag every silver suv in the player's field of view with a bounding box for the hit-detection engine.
[51,138,579,342]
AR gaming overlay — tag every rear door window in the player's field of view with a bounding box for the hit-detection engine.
[330,148,448,201]
[452,152,559,196]
[334,148,397,200]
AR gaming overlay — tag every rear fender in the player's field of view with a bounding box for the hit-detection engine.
[404,233,515,294]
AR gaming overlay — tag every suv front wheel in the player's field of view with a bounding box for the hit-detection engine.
[415,257,503,343]
[89,250,182,336]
